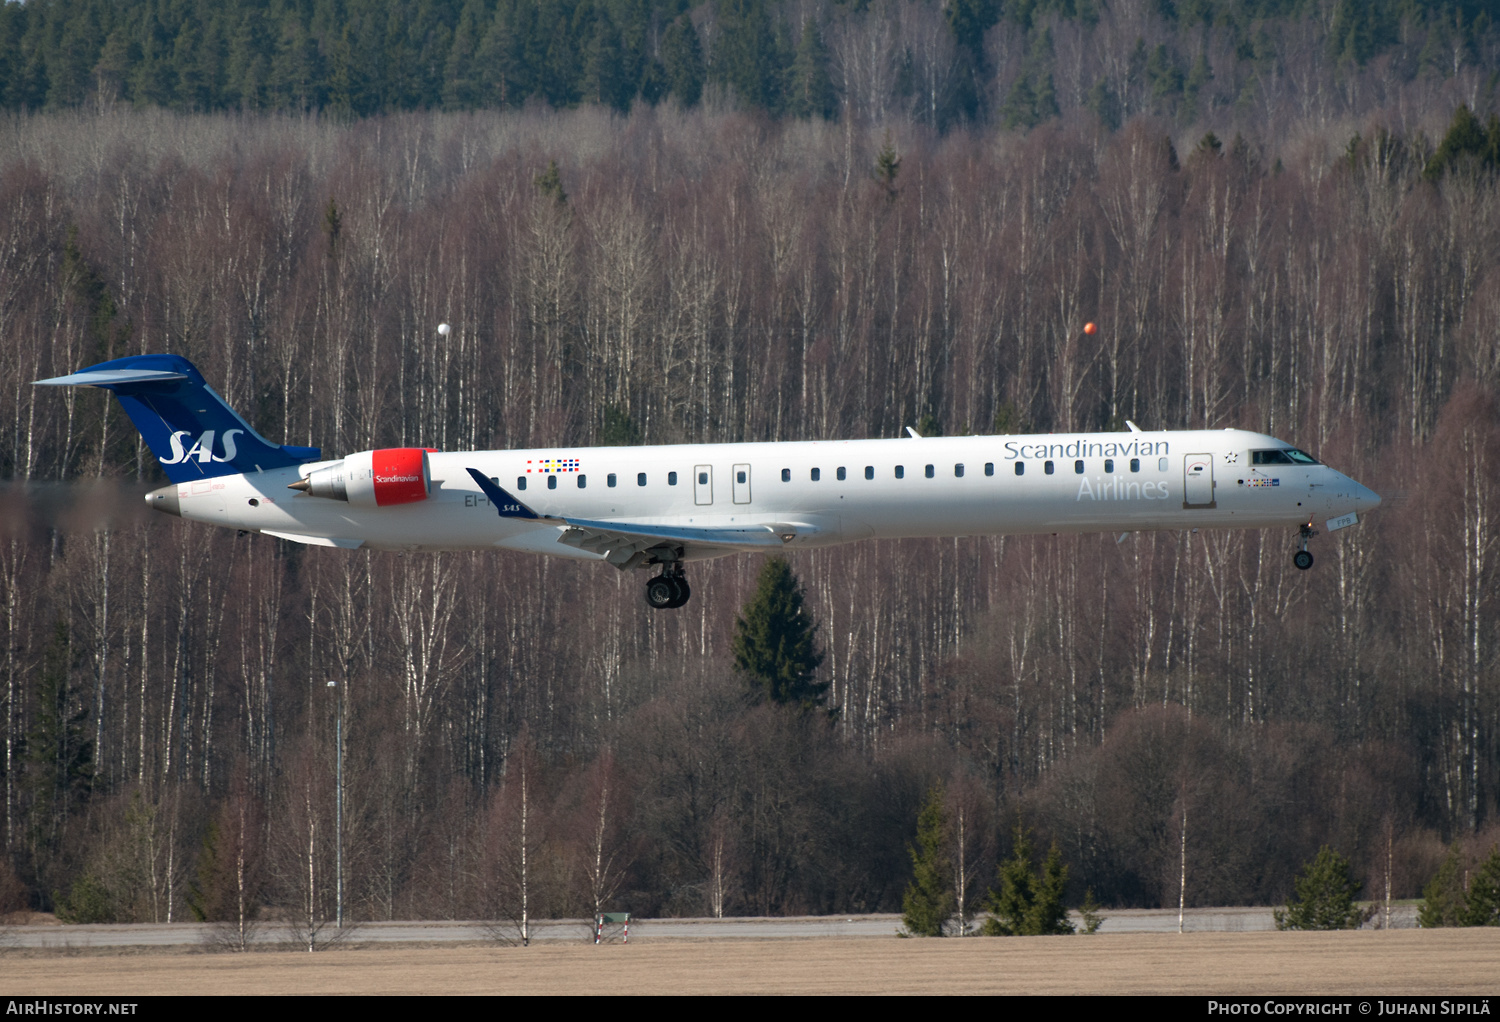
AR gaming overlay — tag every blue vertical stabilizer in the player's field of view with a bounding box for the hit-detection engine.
[35,354,320,482]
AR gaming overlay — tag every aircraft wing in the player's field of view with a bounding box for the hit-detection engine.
[466,468,785,567]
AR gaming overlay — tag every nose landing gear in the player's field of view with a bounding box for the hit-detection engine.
[1293,523,1317,570]
[645,565,691,609]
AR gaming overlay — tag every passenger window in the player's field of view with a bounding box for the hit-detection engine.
[836,467,846,481]
[895,465,905,479]
[954,464,964,477]
[811,468,821,481]
[517,477,527,490]
[1045,461,1055,475]
[608,473,617,487]
[1130,459,1140,473]
[637,472,647,486]
[864,466,874,480]
[985,463,994,476]
[781,468,791,482]
[925,464,935,478]
[1158,458,1168,471]
[548,475,557,489]
[1074,460,1084,474]
[578,475,586,488]
[1015,463,1025,476]
[737,470,746,484]
[698,471,708,485]
[1104,459,1114,474]
[668,471,678,485]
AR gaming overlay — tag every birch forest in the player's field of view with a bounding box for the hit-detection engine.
[2,0,1500,925]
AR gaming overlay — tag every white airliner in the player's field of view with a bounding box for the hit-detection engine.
[38,354,1380,609]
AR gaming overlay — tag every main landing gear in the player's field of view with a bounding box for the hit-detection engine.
[1293,524,1317,571]
[645,564,692,609]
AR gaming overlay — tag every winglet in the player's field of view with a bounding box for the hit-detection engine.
[466,468,545,520]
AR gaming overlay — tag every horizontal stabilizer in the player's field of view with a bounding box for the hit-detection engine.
[35,369,190,387]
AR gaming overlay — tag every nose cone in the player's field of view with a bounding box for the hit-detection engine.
[145,485,180,517]
[1352,481,1381,514]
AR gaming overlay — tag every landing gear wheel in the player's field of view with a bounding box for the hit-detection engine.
[645,574,679,609]
[1294,523,1317,571]
[668,577,691,608]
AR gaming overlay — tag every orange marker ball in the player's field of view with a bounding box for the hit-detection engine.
[1083,322,1097,335]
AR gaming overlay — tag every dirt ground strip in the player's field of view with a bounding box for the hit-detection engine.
[3,930,1499,996]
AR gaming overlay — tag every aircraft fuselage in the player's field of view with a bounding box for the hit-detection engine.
[164,428,1378,556]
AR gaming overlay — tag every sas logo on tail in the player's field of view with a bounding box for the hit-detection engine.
[162,429,245,465]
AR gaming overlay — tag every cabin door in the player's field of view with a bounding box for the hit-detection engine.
[1183,454,1216,509]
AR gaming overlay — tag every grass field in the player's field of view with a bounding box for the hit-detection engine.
[3,929,1499,996]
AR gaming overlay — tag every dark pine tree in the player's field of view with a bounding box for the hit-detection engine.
[902,784,954,936]
[581,9,630,112]
[1418,844,1468,927]
[731,558,827,710]
[660,14,703,107]
[442,0,487,110]
[983,824,1074,936]
[710,0,783,113]
[1275,847,1374,931]
[785,17,833,120]
[1462,845,1500,927]
[26,620,94,887]
[1424,104,1496,181]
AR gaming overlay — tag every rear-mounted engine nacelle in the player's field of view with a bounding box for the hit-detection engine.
[290,448,432,507]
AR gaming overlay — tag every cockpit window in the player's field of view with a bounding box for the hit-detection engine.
[1252,448,1320,466]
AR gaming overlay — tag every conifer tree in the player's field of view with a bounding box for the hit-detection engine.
[1275,847,1373,930]
[901,785,953,936]
[983,825,1074,935]
[1424,104,1497,181]
[599,404,640,446]
[475,0,528,108]
[1031,841,1073,934]
[582,10,628,112]
[875,131,901,200]
[1459,845,1500,927]
[731,558,826,710]
[1000,28,1058,130]
[785,18,833,119]
[442,0,486,109]
[1182,51,1212,119]
[534,159,568,207]
[1418,843,1466,927]
[660,16,703,107]
[709,0,784,113]
[28,620,93,863]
